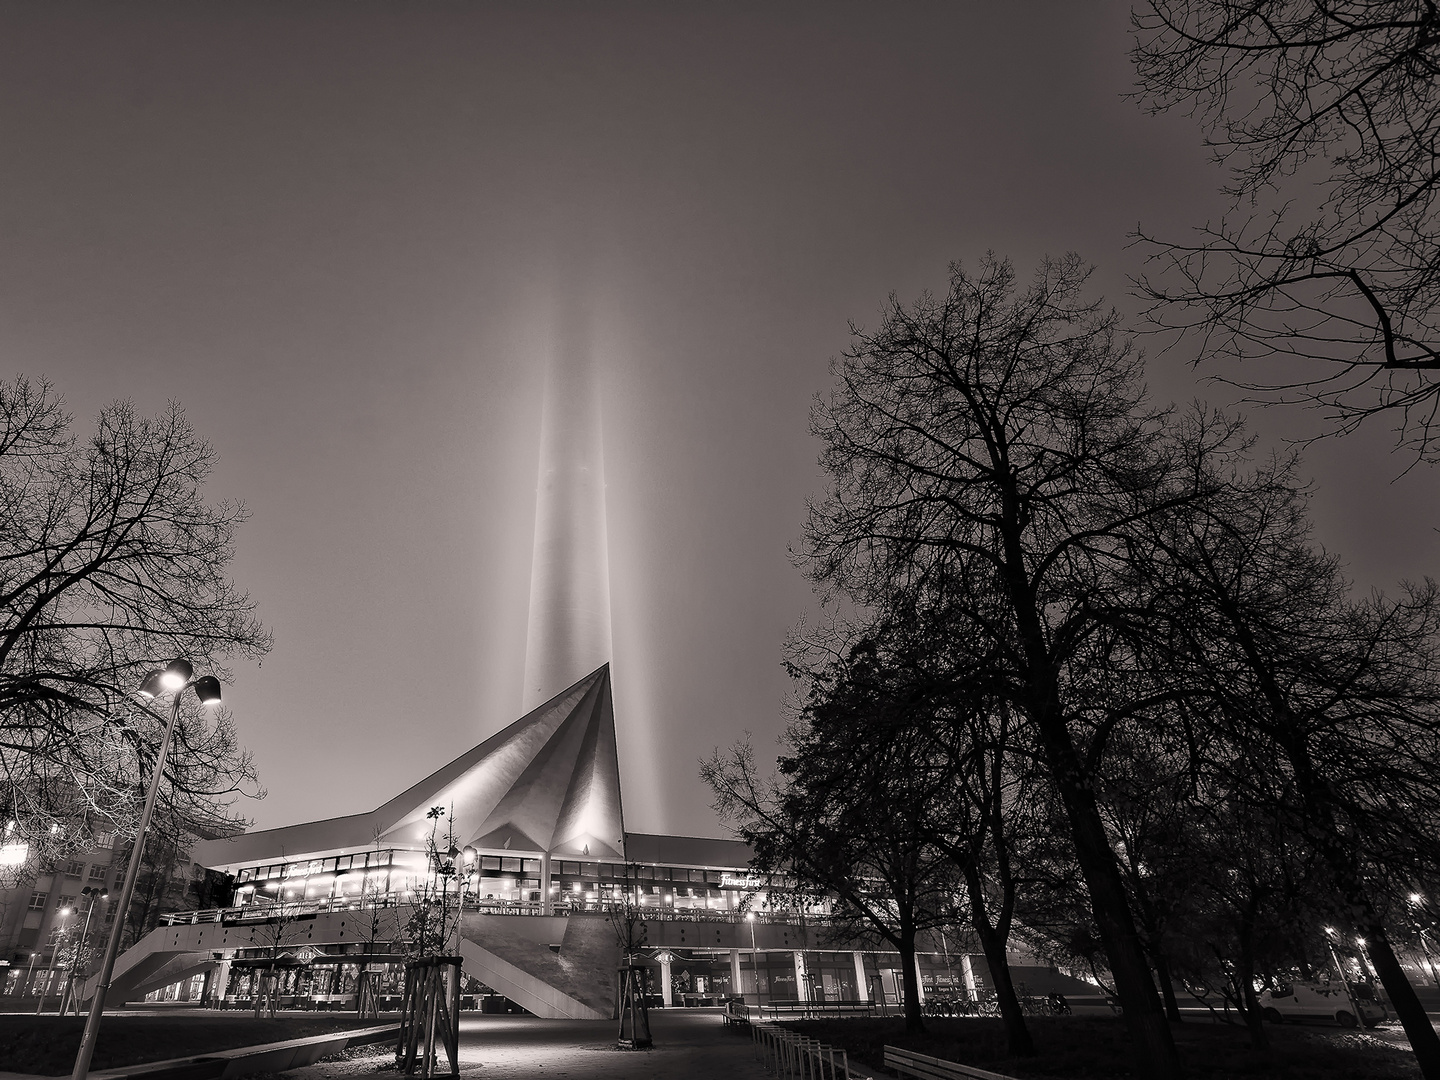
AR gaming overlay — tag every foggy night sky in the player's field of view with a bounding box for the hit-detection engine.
[3,3,1437,839]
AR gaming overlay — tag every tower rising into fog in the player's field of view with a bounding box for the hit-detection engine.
[522,304,613,711]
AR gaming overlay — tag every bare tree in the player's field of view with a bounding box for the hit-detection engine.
[251,888,306,1018]
[402,806,466,959]
[354,833,401,1019]
[925,693,1046,1057]
[801,253,1204,1078]
[0,376,270,865]
[1132,1,1440,457]
[704,664,961,1034]
[1132,419,1440,1075]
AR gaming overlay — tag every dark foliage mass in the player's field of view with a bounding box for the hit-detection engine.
[707,256,1440,1080]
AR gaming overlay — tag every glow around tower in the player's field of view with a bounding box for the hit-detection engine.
[522,304,613,711]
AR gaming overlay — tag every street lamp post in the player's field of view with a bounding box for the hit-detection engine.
[1323,926,1369,1026]
[20,951,39,999]
[37,906,73,1013]
[61,887,110,1016]
[746,911,759,1009]
[1419,928,1440,994]
[71,659,221,1080]
[1409,893,1440,994]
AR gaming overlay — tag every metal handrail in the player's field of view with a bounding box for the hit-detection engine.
[158,897,833,928]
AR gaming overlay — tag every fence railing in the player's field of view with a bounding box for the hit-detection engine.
[758,1000,878,1021]
[748,1020,870,1079]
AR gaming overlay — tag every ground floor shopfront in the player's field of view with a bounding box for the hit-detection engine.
[139,938,1042,1013]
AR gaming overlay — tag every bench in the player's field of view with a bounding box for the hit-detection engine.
[884,1045,1015,1080]
[723,999,751,1025]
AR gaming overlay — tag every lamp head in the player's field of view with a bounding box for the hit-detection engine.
[462,845,477,866]
[1412,892,1425,905]
[746,911,755,922]
[193,675,222,706]
[160,658,193,691]
[137,669,166,698]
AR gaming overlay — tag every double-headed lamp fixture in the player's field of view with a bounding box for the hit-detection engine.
[137,659,221,705]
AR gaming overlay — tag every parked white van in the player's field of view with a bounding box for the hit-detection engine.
[1258,981,1386,1028]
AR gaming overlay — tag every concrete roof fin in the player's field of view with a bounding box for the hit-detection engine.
[376,665,623,856]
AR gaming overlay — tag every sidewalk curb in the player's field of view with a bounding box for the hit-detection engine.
[0,1023,399,1080]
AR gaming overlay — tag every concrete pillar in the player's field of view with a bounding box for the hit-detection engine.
[853,952,869,1001]
[215,959,233,1005]
[729,950,742,1000]
[961,953,977,998]
[540,852,552,915]
[659,954,673,1007]
[793,951,809,1001]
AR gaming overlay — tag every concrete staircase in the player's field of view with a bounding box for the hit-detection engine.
[79,907,623,1021]
[456,912,620,1020]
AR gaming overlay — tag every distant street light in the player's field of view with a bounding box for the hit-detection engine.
[71,659,222,1080]
[61,888,109,1016]
[1408,893,1440,993]
[21,951,39,998]
[37,906,73,1014]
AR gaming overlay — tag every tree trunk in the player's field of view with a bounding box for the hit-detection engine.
[1155,955,1182,1023]
[1362,921,1440,1079]
[1317,830,1440,1078]
[973,919,1034,1057]
[1038,712,1181,1080]
[1236,916,1269,1052]
[897,927,925,1032]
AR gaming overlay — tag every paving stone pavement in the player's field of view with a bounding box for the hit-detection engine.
[282,1010,782,1080]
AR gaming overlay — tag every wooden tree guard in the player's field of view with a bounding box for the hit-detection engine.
[397,956,462,1077]
[616,964,652,1050]
[253,969,279,1019]
[355,966,379,1020]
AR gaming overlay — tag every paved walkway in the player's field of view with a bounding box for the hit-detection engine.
[284,1010,775,1080]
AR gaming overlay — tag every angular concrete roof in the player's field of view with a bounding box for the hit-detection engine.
[194,665,625,871]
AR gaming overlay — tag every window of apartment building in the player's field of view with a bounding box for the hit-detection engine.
[57,894,76,912]
[63,860,84,877]
[28,892,48,910]
[88,864,107,882]
[93,832,116,850]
